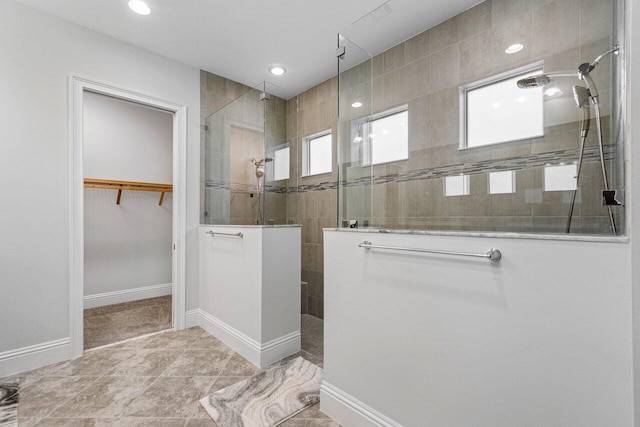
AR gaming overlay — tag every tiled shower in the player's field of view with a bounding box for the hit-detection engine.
[200,0,626,320]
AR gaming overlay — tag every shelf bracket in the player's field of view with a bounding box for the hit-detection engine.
[116,189,122,205]
[159,192,165,206]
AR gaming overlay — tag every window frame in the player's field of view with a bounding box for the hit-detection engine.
[302,129,332,177]
[459,61,545,150]
[353,105,409,167]
[488,170,517,195]
[267,142,291,182]
[443,174,470,197]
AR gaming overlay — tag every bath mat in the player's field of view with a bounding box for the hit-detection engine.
[200,357,322,427]
[0,382,19,427]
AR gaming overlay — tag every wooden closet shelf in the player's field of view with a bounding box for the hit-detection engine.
[84,178,173,206]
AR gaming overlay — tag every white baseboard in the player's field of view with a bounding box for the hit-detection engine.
[197,309,300,368]
[320,381,402,427]
[185,309,200,328]
[0,338,71,378]
[83,283,172,309]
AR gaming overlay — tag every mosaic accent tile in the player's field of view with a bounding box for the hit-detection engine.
[205,145,614,194]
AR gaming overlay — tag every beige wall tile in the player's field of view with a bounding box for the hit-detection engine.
[456,1,493,41]
[531,0,580,58]
[430,45,460,92]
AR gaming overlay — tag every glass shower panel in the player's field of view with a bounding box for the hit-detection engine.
[204,84,266,225]
[204,82,296,226]
[264,83,297,225]
[337,34,374,228]
[336,0,625,236]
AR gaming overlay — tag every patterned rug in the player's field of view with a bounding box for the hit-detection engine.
[0,382,19,427]
[200,357,322,427]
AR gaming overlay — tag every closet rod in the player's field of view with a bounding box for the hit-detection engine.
[84,178,173,206]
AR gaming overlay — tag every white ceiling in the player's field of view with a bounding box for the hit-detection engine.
[13,0,480,99]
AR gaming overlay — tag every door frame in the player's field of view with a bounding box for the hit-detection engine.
[68,75,187,357]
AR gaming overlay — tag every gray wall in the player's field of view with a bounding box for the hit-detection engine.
[0,0,200,358]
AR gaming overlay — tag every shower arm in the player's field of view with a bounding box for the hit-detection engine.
[579,44,620,103]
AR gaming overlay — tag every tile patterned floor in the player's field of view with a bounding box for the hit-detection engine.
[3,315,334,426]
[84,296,172,350]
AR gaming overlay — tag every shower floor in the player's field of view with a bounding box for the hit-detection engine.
[83,295,172,350]
[300,314,324,365]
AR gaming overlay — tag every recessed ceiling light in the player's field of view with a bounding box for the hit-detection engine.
[269,66,286,76]
[128,0,151,15]
[351,101,363,108]
[505,43,524,54]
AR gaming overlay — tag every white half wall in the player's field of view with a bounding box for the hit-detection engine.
[199,225,301,367]
[0,0,200,373]
[321,230,634,427]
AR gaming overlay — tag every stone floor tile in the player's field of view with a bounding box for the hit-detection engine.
[49,376,154,418]
[123,376,216,419]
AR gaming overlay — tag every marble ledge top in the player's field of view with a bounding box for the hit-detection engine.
[322,227,629,243]
[200,224,300,228]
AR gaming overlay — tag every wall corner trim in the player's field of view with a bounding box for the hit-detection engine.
[320,381,402,427]
[0,338,71,378]
[185,309,200,328]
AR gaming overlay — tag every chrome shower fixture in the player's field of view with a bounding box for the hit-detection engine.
[577,44,619,103]
[516,44,619,101]
[566,85,591,234]
[516,75,551,89]
[572,85,590,109]
[516,44,620,235]
[516,72,577,89]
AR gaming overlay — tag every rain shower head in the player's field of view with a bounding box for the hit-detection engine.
[516,72,578,89]
[517,75,551,89]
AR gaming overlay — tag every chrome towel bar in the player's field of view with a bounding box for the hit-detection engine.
[359,240,502,262]
[206,231,244,238]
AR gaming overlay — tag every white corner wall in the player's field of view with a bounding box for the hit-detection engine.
[0,0,200,374]
[83,93,173,305]
[198,226,301,368]
[321,231,634,427]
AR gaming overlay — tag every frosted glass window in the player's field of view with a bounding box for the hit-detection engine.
[489,171,516,194]
[444,175,470,197]
[273,146,290,181]
[303,131,332,176]
[463,66,544,148]
[370,110,408,165]
[544,164,577,191]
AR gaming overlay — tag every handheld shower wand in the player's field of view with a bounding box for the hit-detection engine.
[566,86,590,233]
[578,45,619,234]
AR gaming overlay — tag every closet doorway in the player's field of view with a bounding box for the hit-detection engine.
[69,76,187,357]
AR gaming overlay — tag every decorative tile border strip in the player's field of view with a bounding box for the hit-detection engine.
[204,146,616,194]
